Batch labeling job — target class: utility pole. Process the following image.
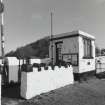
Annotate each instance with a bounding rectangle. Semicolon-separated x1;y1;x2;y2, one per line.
50;12;53;64
0;0;4;64
0;0;5;87
0;0;4;104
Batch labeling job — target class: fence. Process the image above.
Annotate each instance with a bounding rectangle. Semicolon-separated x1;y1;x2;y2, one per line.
20;65;74;99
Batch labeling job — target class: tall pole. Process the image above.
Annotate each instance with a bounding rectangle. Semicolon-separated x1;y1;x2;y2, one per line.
0;0;4;104
50;12;53;64
0;0;4;64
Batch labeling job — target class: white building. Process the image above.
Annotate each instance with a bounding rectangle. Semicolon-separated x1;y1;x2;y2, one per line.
49;30;95;80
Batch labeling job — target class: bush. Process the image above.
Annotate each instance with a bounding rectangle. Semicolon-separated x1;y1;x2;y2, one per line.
21;64;33;72
44;66;48;70
55;60;69;67
33;63;40;68
40;63;46;67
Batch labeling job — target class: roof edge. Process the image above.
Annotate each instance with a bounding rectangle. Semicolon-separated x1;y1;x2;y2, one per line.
51;30;95;40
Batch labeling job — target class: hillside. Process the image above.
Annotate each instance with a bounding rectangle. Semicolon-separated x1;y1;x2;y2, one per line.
6;36;50;59
5;35;100;59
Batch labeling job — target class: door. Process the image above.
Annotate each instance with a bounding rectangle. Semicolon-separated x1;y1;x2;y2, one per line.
55;42;63;64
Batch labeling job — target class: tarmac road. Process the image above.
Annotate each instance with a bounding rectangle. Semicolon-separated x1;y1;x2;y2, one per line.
2;77;105;105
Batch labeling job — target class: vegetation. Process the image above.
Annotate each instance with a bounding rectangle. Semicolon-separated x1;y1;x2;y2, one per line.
5;36;103;59
6;36;50;59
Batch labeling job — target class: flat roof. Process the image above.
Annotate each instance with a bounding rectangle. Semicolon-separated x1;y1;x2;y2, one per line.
51;30;95;40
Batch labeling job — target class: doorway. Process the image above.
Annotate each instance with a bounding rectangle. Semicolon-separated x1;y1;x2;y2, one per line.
55;41;63;64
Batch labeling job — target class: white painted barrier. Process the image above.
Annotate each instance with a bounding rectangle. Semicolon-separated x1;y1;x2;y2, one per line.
21;65;74;99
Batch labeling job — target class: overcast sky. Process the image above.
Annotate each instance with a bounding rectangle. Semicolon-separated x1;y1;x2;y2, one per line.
1;0;105;53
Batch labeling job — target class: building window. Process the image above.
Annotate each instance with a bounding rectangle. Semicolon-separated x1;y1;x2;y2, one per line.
62;53;78;66
83;38;93;58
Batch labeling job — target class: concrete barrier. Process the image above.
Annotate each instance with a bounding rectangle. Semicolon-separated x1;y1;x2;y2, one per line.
21;65;74;99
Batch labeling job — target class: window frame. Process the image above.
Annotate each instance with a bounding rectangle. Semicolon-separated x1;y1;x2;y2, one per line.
62;53;78;66
83;38;93;59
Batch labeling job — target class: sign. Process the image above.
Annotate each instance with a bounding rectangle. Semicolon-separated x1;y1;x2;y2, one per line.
0;2;4;13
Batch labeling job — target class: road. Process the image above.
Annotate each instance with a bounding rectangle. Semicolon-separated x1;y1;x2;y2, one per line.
2;77;105;105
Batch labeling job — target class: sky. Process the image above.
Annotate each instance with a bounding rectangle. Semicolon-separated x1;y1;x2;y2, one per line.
1;0;105;53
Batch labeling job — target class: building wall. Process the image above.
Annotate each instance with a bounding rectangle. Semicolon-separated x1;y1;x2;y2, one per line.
49;35;95;73
7;57;20;83
79;36;95;73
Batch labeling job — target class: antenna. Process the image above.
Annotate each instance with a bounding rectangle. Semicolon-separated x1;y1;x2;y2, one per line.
50;12;53;64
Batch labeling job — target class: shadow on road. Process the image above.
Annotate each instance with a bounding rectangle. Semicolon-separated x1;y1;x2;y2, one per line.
1;83;21;99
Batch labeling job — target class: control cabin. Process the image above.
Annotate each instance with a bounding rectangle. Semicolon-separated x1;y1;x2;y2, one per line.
49;30;95;79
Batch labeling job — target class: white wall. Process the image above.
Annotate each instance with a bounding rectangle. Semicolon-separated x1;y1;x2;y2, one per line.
30;59;41;64
2;57;52;83
7;57;19;66
96;56;105;73
7;57;19;83
9;65;19;83
79;37;95;73
0;57;19;83
21;65;74;99
30;58;51;65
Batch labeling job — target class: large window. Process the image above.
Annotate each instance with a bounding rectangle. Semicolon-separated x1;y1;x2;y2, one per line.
62;53;78;66
83;38;93;58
